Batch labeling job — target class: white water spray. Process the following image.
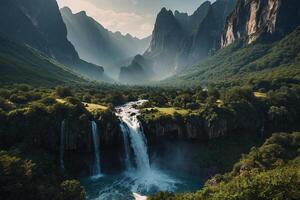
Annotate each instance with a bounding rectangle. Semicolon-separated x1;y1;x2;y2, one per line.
120;122;133;170
116;100;150;172
91;121;102;179
116;100;177;194
60;119;66;171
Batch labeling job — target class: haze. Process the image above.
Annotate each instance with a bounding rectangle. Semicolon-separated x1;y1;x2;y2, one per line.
57;0;214;38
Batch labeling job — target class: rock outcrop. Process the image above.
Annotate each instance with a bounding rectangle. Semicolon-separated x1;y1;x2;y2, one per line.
142;116;229;143
144;7;185;77
178;0;238;68
221;0;300;47
0;0;78;64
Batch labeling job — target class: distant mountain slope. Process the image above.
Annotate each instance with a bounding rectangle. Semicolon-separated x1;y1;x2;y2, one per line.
0;35;84;86
0;0;78;64
61;7;151;68
162;26;300;87
0;0;107;82
144;0;237;79
160;0;300;87
119;55;154;84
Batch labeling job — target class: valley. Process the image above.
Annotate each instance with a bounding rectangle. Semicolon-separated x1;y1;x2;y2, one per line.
0;0;300;200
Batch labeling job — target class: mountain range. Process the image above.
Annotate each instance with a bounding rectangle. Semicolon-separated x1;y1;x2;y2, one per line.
60;7;151;77
0;0;108;82
162;0;300;87
121;0;300;85
143;0;238;79
0;0;299;87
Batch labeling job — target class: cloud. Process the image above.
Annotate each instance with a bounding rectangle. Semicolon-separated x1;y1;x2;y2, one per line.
57;0;153;38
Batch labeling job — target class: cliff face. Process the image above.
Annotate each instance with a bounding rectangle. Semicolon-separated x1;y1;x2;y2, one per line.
142;116;230;144
144;0;237;78
1;105;122;174
178;0;238;68
0;0;79;64
144;8;184;77
221;0;300;47
0;0;107;81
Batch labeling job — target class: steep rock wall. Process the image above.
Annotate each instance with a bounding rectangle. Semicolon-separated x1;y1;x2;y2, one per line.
221;0;300;47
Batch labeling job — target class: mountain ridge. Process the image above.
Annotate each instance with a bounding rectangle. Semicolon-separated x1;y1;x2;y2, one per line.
0;0;107;82
0;33;85;85
60;6;151;77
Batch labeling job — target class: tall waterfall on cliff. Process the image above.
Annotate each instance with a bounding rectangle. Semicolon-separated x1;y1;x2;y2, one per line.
117;100;150;172
91;121;102;179
116;100;177;193
60;119;66;171
120;122;133;170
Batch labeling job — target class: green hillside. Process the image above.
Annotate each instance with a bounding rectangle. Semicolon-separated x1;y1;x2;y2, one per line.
0;35;85;86
150;132;300;200
163;26;300;88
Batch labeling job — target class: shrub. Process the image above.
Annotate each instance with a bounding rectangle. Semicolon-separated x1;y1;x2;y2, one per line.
60;180;86;200
56;86;73;98
14;84;32;92
0;151;36;199
0;89;11;99
9;94;28;104
0;97;12;111
150;132;300;200
40;97;57;106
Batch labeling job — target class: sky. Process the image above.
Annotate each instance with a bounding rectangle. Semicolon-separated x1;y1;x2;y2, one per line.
57;0;214;39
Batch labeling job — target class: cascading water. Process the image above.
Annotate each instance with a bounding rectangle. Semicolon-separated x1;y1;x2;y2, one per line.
60;119;66;171
120;122;133;170
91;121;102;179
116;100;150;172
116;100;177;194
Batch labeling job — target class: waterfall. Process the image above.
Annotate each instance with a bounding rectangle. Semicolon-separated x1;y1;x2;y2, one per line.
116;100;177;193
60;119;66;171
120;122;133;170
91;121;102;179
116;100;150;173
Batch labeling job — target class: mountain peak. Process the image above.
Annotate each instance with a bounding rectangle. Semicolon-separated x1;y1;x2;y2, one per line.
192;1;211;17
174;10;188;18
77;11;87;16
61;7;73;15
158;7;173;17
134;54;143;60
174;10;180;16
125;33;133;38
160;7;168;13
